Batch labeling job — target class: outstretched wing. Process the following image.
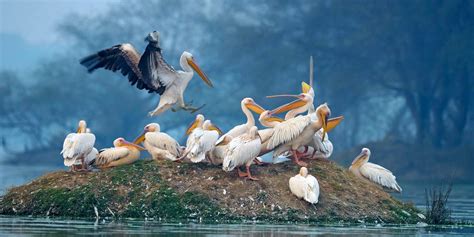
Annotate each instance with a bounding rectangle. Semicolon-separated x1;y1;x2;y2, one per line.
138;45;177;95
360;162;402;192
80;43;156;93
267;115;311;150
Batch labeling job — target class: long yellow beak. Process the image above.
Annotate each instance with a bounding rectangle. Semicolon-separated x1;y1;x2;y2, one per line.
321;113;329;141
124;140;146;151
301;82;312;94
327;116;344;133
245;102;265;114
209;123;223;135
264;116;285;123
76;126;86;133
185;118;200;135
187;58;213;88
133;130;146;144
270;99;307;115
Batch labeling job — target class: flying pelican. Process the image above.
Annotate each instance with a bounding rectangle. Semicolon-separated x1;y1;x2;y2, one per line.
349;148;402;192
134;123;182;161
80;31;213;116
61;120;96;171
289;167;320;204
182;120;222;163
215;98;264;145
266;93;331;166
222;126;261;180
95;137;145;168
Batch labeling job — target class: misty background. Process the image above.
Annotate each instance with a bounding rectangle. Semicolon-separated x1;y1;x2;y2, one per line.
0;0;472;182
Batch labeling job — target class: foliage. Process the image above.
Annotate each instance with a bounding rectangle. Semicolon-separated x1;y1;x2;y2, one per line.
425;184;453;224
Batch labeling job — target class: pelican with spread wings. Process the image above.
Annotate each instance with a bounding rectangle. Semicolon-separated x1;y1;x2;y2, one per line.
80;31;213;116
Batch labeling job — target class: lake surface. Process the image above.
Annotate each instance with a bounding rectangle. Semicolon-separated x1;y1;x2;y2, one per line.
0;164;473;236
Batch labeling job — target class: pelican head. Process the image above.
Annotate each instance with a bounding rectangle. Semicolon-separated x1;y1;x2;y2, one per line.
186;114;205;135
203;120;222;135
133;123;160;144
181;51;213;88
315;103;331;141
242;98;265;114
259;110;284;127
299;167;308;177
267;93;313;115
301;82;315;98
351;148;371;166
114;137;145;150
77;120;87;133
145;31;160;45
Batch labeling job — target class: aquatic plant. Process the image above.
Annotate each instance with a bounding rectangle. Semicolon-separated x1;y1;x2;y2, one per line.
425;183;452;224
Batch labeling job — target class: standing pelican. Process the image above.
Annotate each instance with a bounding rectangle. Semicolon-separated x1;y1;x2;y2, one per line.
72;128;98;170
80;31;213;116
349;148;402;192
61;120;96;171
222;126;261;180
289;167;320;204
267;93;331;166
182;120;221;163
134;123;182;161
215;98;264;145
185;114;205;136
95;137;145;168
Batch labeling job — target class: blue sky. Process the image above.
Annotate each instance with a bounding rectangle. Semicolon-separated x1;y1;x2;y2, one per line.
0;0;118;71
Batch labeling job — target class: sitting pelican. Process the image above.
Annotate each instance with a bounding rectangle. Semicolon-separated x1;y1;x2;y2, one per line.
349;148;402;193
134;123;182;161
222;126;261;180
61;120;96;171
289;167;320;204
95;137;145;168
182;120;221;163
80;31;213;116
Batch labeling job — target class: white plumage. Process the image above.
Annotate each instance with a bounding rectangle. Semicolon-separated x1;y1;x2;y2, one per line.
135;123;182;161
267;115;311;151
61;120;95;170
349;148;402;192
184;120;220;163
222;126;261;180
95;138;144;168
289;167;320;204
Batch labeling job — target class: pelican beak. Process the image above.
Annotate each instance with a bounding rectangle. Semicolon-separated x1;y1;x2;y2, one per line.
187;58;213;88
321;113;329;141
326;116;344;133
133;130;147;144
245;101;265;114
124;140;146;151
301;82;312;94
264;116;285;123
267;94;307;115
76;126;86;133
185;118;200;135
351;152;365;165
209;123;223;135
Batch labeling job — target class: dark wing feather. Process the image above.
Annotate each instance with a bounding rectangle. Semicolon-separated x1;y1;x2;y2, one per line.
138;44;176;95
80;43;158;93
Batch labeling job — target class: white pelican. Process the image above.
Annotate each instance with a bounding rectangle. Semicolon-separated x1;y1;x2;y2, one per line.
289;167;320;204
182;120;222;163
215;98;264;145
72;128;98;170
61;120;96;171
134;123;182;161
80;31;213;116
222;126;261;180
266;94;331;166
349;148;402;192
185;114;205;136
95;137;145;168
256;110;285;156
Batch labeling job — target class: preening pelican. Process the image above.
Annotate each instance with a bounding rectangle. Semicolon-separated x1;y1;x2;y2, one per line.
222;126;261;180
80;31;213;116
289;167;320;204
266;93;332;166
96;137;145;168
349;148;402;192
215;98;264;145
182;120;221;163
61;120;96;171
134;123;182;161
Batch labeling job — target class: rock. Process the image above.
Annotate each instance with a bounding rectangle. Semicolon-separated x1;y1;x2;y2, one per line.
0;159;422;223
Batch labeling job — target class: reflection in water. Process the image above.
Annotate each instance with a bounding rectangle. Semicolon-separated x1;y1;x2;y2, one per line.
0;217;473;236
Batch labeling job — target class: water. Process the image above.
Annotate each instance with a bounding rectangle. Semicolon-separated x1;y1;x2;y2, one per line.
0;165;473;235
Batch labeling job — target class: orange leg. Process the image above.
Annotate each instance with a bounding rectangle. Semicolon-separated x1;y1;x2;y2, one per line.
292;150;308;167
245;165;259;181
237;167;248;177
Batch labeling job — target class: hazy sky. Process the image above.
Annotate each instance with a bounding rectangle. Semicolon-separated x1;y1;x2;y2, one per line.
0;0;118;71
